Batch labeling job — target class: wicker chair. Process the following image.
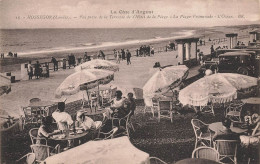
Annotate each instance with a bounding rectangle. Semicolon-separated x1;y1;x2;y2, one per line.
94;127;118;140
214;140;238;164
29;128;47;145
200;103;215;116
191;119;213;149
30;144;60;163
158;100;173;123
16;153;36;164
112;111;135;138
225;102;244;122
192;146;220;162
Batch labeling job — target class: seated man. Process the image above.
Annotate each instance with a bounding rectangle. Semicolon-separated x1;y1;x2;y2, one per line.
52;102;73;131
75;111;96;131
213;118;239;141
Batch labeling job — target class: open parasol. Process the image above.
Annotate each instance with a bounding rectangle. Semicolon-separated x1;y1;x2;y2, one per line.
55;69;114;98
74;59;119;72
143;65;189;106
179;73;258;106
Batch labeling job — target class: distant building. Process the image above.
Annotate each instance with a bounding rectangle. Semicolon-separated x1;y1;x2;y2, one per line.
175;37;199;67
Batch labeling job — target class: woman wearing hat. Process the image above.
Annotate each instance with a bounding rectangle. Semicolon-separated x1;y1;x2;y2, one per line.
75;111;96;131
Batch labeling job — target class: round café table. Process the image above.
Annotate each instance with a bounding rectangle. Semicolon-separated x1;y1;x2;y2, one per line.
241;97;260;104
209;122;247;134
49;129;90;149
50;130;89;141
175;158;221;164
28;101;55;107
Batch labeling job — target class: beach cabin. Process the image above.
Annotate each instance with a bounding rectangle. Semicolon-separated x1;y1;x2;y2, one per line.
225;33;238;49
175;37;199;67
249;30;260;42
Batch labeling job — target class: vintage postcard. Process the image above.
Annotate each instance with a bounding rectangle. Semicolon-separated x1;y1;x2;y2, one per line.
0;0;260;163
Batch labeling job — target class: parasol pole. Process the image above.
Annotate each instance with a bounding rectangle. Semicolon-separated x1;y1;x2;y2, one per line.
97;83;100;109
86;89;90;109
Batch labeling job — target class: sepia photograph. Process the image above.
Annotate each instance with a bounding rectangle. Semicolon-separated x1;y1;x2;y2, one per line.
0;0;260;163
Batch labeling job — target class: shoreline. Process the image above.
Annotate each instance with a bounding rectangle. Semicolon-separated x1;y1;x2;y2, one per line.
0;30;197;73
17;30;196;56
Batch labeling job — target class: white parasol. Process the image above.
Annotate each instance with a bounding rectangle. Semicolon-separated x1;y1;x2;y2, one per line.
179;73;258;106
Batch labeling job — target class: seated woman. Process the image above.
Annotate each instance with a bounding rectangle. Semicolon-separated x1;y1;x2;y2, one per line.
75;111;96;131
124;92;136;117
37;116;58;144
110;90;128;118
213;118;239;141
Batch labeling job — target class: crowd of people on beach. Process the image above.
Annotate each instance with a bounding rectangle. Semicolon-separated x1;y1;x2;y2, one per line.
0;52;18;58
27;60;49;80
113;49;132;65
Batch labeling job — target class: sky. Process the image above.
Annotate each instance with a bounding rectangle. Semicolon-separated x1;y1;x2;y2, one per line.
0;0;259;29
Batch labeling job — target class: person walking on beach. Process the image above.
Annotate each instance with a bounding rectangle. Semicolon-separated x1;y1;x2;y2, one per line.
83;52;88;62
126;49;131;65
116;51;121;64
121;49;125;60
210;45;215;58
34;61;41;79
151;46;154;56
51;57;58;71
100;50;105;60
113;49;117;59
27;61;33;80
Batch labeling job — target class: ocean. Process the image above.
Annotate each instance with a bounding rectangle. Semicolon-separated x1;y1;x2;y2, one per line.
0;28;197;56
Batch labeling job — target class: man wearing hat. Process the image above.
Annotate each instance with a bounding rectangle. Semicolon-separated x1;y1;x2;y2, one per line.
52;102;73;131
75;110;95;131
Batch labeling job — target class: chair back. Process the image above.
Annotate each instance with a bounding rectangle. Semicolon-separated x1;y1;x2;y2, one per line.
29;128;47;145
29;128;39;144
158;100;172;111
214;140;238;156
30;144;50;162
133;88;144;99
191;119;208;138
192;146;220;162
